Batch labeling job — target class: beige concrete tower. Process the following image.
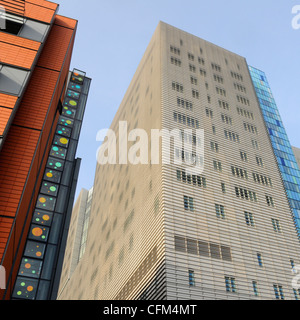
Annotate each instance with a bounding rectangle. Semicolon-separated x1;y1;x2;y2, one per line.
58;22;300;300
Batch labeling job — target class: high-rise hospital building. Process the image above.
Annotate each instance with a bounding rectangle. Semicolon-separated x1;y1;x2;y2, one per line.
58;22;300;300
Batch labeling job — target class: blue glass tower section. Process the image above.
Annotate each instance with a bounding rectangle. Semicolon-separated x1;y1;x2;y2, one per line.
249;66;300;240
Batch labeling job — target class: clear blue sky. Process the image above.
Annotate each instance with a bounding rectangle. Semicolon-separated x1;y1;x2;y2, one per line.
58;0;300;197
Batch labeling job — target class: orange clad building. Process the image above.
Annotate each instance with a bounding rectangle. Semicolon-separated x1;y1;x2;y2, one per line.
0;0;81;299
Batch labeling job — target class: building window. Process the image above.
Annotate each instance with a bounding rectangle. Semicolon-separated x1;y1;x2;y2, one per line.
214;74;224;84
244;122;258;134
216;87;226;97
188;270;195;287
253;173;272;186
293;289;300;300
212;125;216;135
256;156;263;167
184;196;194;211
190;76;198;85
207;95;211;103
235;187;257;202
188;53;194;61
234;83;247;93
219;100;230;110
252;281;259;297
177;97;193;111
198;57;205;65
245;212;255;226
221;114;233;125
237;107;254;120
231;165;248;179
215;204;225;219
172;81;183;93
192;89;199;99
221;182;226;193
173;112;199;128
251;139;259;150
240;151;248;162
257;253;263;267
174;236;186;252
266;195;275;207
199;68;207;77
273;284;285;300
189;64;196;73
231;71;243;82
225;276;237;293
170;45;180;55
211;63;221;72
210;141;219;152
176;169;206;188
237;95;250;106
225;130;240;143
206;108;213;118
171;56;182;67
271;218;281;232
213;160;222;172
291;259;295;269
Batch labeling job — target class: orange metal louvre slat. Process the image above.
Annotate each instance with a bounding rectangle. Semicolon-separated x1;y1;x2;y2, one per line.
0;107;13;135
0;33;40;51
0;41;37;69
0;94;18;109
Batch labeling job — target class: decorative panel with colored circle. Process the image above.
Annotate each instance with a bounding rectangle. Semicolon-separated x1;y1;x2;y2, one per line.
32;209;53;227
36;194;56;211
64;97;78;108
53;135;69;148
13;277;38;300
43;168;61;183
29;225;49;242
58;117;74;128
47;157;64;171
56;124;72;137
19;258;42;279
50;145;67;159
40;181;59;197
24;241;46;259
71;73;84;84
62;106;76;118
66;89;80;100
69;82;82;92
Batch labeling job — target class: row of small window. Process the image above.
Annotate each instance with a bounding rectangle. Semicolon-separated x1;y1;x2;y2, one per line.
244;212;282;233
206;109;257;134
170;46;205;66
179;130;203;147
182;186;274;208
173;112;200;128
175;149;204;167
176;169;207;188
172;81;250;108
213;160;271;187
219;100;254;122
188;272;295;299
174;235;232;261
240;151;264;167
170;45;244;81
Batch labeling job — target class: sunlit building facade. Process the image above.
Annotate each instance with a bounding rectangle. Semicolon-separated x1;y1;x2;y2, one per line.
58;22;300;300
0;0;91;300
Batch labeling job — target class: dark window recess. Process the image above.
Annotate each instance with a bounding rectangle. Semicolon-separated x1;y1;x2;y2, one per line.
57;99;63;114
3;19;23;35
